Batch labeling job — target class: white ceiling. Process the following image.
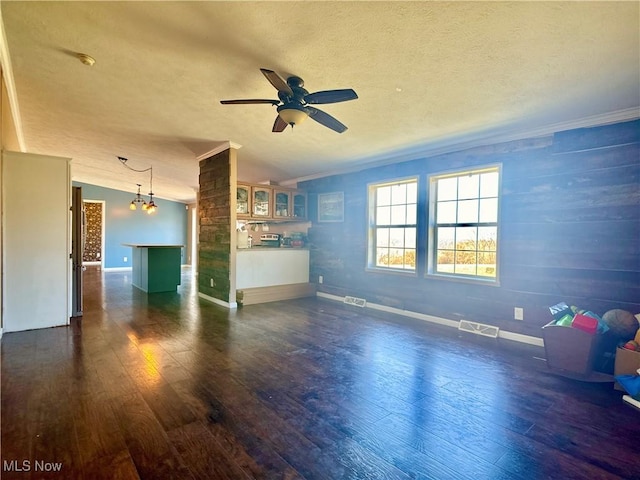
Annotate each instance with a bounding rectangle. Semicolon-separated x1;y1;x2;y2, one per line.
2;1;638;203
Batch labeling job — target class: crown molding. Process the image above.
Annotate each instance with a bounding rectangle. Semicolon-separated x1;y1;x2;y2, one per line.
0;7;26;152
291;108;640;184
196;141;243;161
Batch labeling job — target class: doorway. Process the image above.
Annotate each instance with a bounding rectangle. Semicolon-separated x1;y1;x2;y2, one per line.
83;200;105;266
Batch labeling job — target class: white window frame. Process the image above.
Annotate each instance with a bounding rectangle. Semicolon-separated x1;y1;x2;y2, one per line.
367;176;419;274
427;165;501;284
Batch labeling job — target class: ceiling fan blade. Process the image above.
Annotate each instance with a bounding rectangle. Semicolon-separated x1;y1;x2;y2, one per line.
305;89;358;105
306;106;348;133
220;99;279;105
260;68;293;96
272;115;288;133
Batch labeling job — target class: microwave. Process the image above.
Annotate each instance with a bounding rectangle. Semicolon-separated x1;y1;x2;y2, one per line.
260;233;281;247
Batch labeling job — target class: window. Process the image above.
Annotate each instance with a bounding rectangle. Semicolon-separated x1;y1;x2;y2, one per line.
368;178;418;271
429;166;500;281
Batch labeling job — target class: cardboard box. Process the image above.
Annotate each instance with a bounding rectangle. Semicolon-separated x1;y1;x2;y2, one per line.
614;346;640;391
542;322;601;376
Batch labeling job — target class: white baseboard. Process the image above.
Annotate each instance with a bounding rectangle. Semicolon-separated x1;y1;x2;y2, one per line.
102;267;132;272
198;292;238;309
316;291;544;347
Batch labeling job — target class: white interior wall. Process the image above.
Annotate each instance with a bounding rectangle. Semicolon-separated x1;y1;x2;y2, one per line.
2;151;70;332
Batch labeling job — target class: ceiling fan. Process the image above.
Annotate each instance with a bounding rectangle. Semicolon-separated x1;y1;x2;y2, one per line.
220;68;358;133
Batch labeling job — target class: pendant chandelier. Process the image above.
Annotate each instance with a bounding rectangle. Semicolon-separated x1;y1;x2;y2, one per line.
130;183;147;210
119;156;158;214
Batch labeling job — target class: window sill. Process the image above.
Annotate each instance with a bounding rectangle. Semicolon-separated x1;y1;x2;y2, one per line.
365;266;418;277
426;272;500;287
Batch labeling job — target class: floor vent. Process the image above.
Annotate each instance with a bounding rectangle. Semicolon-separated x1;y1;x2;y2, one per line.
458;320;499;338
344;296;366;307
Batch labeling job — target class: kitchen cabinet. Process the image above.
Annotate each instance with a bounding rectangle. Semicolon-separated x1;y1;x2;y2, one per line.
237;184;250;218
273;190;291;218
252;186;271;217
293;191;307;219
236;183;306;221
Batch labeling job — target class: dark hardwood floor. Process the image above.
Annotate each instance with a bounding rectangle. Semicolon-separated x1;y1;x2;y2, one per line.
2;267;639;479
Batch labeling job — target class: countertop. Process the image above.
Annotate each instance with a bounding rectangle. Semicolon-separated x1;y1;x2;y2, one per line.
237;246;308;251
123;243;184;248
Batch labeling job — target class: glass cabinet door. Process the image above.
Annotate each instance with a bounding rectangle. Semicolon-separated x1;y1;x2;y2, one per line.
293;192;307;219
274;190;291;218
252;187;271;217
237;185;250;216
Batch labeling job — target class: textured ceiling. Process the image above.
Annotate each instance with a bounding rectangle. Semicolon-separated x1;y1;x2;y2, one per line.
2;1;639;203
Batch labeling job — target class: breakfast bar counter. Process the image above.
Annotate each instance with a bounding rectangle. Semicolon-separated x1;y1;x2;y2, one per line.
123;244;183;293
235;247;314;305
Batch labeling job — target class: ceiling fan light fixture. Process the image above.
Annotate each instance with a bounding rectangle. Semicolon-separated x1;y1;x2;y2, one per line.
76;53;96;66
221;69;357;133
278;106;308;127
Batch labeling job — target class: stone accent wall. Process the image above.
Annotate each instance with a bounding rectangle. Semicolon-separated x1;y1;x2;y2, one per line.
198;149;234;303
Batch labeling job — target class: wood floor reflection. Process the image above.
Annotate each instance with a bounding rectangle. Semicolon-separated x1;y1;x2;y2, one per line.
2;266;639;479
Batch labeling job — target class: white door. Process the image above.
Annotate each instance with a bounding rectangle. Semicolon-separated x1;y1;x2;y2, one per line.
2;151;71;332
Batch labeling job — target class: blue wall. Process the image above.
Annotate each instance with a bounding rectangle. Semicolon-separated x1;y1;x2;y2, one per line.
74;182;188;268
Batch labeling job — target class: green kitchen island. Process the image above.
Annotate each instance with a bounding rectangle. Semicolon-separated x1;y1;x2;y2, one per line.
123;244;183;293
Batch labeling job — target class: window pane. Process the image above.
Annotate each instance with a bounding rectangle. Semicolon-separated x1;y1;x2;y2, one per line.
478;227;497;251
455;250;477;275
437;201;456;223
405;227;416;248
388;248;404;267
479;198;498;223
404;249;416;269
391;205;407;224
406;181;418;203
389;228;405;247
480;172;499;198
376;228;389;247
377;186;391;206
436;250;455;272
458;174;479;200
437;227;455;249
406;203;417;225
457;199;478;223
391;184;407;205
478;252;497;277
437;177;457;201
377;206;391;225
376;248;389;267
456;227;477;251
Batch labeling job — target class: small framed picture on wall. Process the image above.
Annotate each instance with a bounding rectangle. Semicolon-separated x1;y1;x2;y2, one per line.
317;191;344;222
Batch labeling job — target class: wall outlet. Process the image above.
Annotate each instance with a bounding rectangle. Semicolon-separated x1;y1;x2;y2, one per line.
514;307;524;321
318;275;323;284
123;256;128;262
